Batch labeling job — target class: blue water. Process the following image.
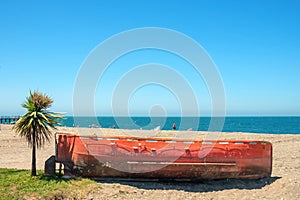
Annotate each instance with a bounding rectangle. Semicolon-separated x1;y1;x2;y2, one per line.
61;116;300;134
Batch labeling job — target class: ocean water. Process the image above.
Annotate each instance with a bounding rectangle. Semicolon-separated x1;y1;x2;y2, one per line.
61;116;300;134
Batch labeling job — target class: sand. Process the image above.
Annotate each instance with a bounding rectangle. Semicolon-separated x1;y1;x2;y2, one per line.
0;124;299;199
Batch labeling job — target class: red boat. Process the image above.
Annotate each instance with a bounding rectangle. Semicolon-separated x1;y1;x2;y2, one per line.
55;132;272;180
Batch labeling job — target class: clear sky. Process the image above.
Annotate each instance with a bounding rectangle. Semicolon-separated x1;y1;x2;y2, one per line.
0;0;299;116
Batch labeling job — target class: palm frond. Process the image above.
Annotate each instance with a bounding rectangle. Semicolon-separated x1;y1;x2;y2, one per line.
13;91;63;148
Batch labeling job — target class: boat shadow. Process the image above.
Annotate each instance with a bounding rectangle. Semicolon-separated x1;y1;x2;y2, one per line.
97;176;281;192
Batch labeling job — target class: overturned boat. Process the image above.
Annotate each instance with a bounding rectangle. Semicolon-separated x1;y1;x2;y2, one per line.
54;132;272;180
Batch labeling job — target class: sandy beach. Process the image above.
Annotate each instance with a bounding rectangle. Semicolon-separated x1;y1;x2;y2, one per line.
0;124;299;199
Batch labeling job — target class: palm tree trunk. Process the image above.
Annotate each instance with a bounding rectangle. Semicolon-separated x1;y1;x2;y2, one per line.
31;127;37;176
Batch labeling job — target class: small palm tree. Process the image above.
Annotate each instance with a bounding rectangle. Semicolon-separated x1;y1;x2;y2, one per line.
14;91;63;176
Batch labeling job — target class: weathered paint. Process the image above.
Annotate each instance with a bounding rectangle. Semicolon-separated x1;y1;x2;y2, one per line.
56;133;272;180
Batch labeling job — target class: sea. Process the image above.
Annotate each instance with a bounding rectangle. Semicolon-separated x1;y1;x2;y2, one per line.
61;116;300;134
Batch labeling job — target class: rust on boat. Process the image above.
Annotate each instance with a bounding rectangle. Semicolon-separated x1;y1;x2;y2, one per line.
55;133;272;180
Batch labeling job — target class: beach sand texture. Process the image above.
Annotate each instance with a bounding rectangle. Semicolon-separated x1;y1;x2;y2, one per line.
0;124;299;199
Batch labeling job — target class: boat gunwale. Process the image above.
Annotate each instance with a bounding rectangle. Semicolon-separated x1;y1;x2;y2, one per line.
55;132;272;145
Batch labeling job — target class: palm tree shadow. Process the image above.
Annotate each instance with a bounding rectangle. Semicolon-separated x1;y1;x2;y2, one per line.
97;176;281;193
39;174;72;183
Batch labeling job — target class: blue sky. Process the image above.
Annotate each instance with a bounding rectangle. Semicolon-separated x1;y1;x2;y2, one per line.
0;0;299;116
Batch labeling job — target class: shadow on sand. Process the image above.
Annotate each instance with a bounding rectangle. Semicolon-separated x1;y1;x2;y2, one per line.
95;176;281;193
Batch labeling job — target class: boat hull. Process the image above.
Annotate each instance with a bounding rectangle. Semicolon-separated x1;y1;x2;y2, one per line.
56;133;272;180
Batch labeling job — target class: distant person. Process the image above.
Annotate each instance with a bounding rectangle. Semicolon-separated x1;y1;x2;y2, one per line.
111;124;116;129
172;123;176;130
